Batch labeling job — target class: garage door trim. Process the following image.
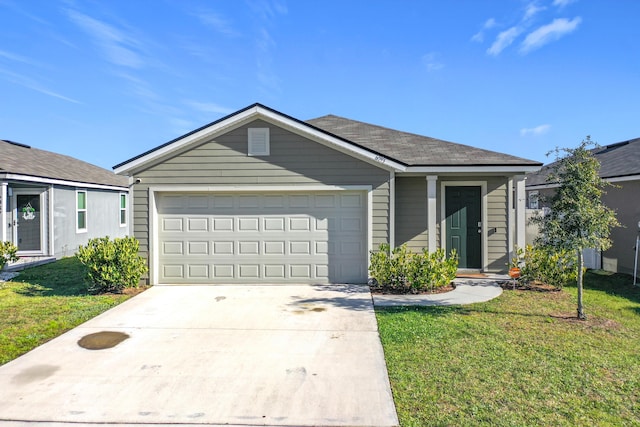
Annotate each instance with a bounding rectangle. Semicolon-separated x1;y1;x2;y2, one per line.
148;185;373;285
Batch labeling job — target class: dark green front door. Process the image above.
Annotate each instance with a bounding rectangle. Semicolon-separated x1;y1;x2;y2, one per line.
445;186;481;269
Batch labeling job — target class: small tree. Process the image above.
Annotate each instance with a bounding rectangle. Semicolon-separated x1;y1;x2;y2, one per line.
531;136;619;319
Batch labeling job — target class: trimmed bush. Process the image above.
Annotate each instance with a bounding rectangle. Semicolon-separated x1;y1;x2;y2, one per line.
510;244;577;289
369;243;458;293
0;241;19;271
77;236;147;293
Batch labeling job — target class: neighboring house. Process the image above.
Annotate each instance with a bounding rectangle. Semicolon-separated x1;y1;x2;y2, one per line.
1;139;129;264
526;137;640;274
114;103;542;285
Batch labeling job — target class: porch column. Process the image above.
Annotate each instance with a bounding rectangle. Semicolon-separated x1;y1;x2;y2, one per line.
427;175;438;253
507;177;515;261
389;171;395;248
1;182;6;242
515;175;526;251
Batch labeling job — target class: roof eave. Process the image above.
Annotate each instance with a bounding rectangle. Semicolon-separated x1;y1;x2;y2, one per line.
1;173;128;191
406;164;542;174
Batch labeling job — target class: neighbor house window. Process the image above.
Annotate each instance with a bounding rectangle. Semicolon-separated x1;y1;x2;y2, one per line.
248;128;270;156
119;193;127;226
77;190;87;232
528;191;539;210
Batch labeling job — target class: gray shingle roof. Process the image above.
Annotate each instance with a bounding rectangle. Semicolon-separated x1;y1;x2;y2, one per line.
526;137;640;187
306;115;542;167
1;140;128;188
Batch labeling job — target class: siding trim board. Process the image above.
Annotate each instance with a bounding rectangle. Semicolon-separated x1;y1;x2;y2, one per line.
148;185;374;285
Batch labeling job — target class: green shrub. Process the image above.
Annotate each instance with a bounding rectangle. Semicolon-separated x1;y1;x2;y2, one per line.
510;244;577;289
0;241;19;270
76;236;147;293
369;244;458;293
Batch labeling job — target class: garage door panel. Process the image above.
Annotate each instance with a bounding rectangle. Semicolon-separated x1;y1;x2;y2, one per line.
162;241;183;255
239;264;260;278
188;265;209;278
238;241;260;255
264;217;285;231
213;218;234;231
162;218;183;231
187;241;209;255
289;217;310;231
238;218;259;231
213;241;234;254
213;265;234;278
264;241;285;254
187;218;208;231
157;191;367;284
264;264;285;278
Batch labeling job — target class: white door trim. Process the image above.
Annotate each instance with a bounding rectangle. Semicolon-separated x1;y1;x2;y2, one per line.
12;189;47;255
439;181;488;271
148;185;373;285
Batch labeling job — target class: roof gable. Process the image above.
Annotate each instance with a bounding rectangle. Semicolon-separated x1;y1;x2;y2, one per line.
114;103;542;175
0;140;127;188
526;137;640;187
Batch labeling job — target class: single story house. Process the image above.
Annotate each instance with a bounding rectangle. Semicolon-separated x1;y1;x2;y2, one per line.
1;139;129;265
526;137;640;275
114;103;542;285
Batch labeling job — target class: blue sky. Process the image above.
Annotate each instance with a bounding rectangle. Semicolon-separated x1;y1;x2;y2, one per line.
1;0;638;170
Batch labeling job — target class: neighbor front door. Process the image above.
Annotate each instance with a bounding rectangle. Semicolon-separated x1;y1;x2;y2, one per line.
14;193;43;253
445;186;481;269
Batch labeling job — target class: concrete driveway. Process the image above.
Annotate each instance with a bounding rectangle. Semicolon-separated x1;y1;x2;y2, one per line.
0;285;398;427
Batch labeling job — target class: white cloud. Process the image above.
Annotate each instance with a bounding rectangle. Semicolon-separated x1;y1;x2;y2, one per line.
0;67;81;104
184;100;233;116
66;10;145;68
487;26;522;56
520;124;551;136
520;17;582;53
553;0;577;8
195;11;239;37
422;52;444;71
524;2;546;20
471;18;496;42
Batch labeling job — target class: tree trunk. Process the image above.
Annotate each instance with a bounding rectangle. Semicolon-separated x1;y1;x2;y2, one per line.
577;249;586;320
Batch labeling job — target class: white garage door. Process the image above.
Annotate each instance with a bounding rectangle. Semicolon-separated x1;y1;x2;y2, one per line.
156;191;368;284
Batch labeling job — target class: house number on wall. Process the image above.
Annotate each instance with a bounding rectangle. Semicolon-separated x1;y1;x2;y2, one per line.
22;203;36;221
374;155;386;163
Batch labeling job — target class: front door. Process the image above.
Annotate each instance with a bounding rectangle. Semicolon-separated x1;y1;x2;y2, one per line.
445;186;481;269
14;193;43;253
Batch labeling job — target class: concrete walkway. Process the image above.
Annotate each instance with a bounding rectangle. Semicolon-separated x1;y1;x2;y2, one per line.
373;275;506;307
0;285;398;427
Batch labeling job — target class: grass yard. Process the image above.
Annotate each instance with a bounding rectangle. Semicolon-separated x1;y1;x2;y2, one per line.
377;270;640;426
0;257;139;365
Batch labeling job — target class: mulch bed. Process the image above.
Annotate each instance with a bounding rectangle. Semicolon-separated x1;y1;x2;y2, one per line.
370;283;456;295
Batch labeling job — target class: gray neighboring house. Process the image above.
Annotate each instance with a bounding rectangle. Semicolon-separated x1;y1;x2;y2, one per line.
114;103;542;285
526;137;640;274
1;140;129;266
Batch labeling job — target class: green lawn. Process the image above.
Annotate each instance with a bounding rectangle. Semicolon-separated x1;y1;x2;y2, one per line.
377;271;640;426
0;257;137;365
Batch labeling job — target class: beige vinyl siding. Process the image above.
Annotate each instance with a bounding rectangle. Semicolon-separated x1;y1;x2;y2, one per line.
395;177;428;251
486;179;508;271
129;119;390;282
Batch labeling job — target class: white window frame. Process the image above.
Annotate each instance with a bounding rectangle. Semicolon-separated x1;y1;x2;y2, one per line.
119;192;127;227
528;191;539;210
76;190;87;233
248;128;270;156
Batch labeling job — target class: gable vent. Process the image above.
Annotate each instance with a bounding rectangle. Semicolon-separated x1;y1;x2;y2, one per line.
248;128;270;156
